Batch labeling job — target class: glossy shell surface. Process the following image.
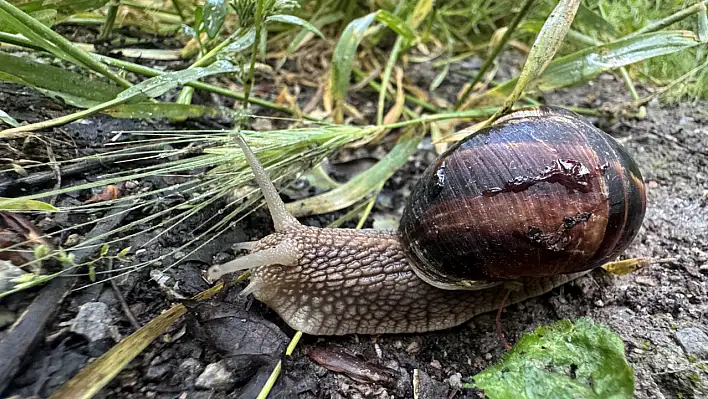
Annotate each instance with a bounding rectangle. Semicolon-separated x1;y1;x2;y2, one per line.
399;107;646;288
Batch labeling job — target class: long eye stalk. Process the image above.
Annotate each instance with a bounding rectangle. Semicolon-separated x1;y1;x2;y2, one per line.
234;133;301;232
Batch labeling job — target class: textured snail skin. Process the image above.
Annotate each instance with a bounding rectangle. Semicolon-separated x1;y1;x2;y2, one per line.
400;107;646;288
246;226;585;335
208;108;644;336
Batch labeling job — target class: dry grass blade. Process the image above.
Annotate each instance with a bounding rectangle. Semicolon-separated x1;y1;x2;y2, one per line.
49;283;224;399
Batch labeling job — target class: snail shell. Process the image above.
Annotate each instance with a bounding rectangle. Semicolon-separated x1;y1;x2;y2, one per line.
399;107;646;290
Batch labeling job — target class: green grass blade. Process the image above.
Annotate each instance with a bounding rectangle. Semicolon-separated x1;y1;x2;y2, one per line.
203;0;227;39
474;30;704;108
0;51;121;107
0;0;131;87
117;60;239;101
330;12;377;118
285;127;423;217
375;10;415;42
266;14;324;38
493;0;581;116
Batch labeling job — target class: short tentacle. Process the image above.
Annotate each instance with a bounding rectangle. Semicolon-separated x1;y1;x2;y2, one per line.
206;240;300;281
235;133;301;232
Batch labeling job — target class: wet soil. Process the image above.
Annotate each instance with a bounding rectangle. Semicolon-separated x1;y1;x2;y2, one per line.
1;56;707;399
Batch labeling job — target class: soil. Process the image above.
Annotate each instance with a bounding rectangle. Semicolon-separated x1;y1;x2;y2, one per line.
1;48;707;399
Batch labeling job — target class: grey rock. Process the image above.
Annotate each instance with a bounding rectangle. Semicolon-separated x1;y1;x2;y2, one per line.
146;362;171;381
179;358;204;376
195;361;235;390
70;302;119;342
675;327;708;360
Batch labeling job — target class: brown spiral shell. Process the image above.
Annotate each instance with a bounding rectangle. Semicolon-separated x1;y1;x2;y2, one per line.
398;107;646;289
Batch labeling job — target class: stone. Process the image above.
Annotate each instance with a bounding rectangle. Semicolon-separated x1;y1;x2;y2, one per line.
70;302;119;342
447;373;463;389
195;361;235;390
179;358;204;376
675;327;708;360
146;363;171;381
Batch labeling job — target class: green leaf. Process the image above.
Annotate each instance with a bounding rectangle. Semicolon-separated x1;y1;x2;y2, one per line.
0;52;121;108
266;14;324;38
496;0;581;115
117;247;131;258
374;10;415;42
116;60;240;101
470;318;634;399
286;127;423;217
12;0;108;25
476;30;704;106
0;0;130;87
100;243;109;257
0;108;20;127
330;12;377;105
203;0;227;39
0;197;59;211
224;27;256;52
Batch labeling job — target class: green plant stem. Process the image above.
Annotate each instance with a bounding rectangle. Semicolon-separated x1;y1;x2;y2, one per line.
0;0;131;88
92;54;302;117
380;104;602;131
377;37;404;125
0;97;127;138
242;0;265;111
99;0;121;39
256;330;303;399
626;0;708;39
455;0;536;110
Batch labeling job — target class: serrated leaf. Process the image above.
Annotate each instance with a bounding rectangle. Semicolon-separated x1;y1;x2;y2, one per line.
266;14;324;38
203;0;227;39
224;27;256;52
116;61;239;102
470;318;634;399
0;197;59;211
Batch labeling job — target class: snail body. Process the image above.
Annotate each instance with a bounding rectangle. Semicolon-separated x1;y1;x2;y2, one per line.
207;107;646;336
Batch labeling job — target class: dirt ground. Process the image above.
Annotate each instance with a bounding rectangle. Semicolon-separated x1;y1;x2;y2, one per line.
1;52;707;399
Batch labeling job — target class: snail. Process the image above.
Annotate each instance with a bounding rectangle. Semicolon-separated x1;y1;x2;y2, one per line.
206;107;646;336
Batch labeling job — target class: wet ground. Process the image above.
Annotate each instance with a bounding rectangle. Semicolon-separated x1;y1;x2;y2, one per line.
1;53;707;399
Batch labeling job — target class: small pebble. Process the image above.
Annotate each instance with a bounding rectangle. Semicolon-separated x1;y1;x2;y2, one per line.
195;361;235;390
430;360;441;369
448;373;463;389
70;302;119;342
406;341;421;354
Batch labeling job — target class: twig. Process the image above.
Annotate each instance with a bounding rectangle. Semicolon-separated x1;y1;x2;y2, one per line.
107;259;141;330
0;206;129;394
